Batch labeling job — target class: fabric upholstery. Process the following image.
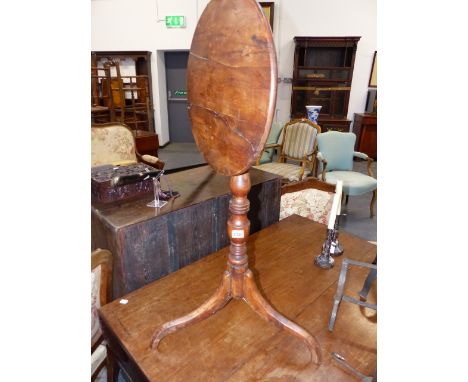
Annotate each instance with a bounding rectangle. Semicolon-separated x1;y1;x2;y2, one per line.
91;265;102;341
141;154;159;164
282;122;317;159
91;124;137;167
280;188;334;225
316;131;356;171
322;171;377;196
353;151;369;160
91;343;107;376
255;162;309;182
259;122;283;164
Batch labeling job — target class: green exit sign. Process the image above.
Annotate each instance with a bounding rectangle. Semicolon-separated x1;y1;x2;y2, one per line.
166;16;186;28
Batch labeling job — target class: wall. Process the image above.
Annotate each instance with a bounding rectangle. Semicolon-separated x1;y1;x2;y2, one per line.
91;0;376;145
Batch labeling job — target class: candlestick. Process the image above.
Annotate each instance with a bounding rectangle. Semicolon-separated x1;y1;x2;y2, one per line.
315;228;335;269
327;181;343;230
330;213;344;257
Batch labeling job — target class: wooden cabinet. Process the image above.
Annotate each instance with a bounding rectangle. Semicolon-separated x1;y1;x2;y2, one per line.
291;37;360;132
353;113;377;160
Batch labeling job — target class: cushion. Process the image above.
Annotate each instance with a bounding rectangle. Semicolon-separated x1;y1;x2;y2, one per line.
91;265;102;341
254;162;310;182
282;122;318;159
91;124;137;166
317;131;356;171
280;188;334;225
323;171;377;196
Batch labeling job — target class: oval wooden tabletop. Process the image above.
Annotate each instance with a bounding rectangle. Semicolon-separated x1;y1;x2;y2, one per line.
187;0;277;176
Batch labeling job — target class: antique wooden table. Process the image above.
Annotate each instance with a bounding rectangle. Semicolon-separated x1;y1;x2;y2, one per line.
91;166;281;298
100;215;377;381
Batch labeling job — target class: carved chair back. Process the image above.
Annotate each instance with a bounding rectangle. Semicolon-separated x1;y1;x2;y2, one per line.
280;177;336;225
280;119;321;163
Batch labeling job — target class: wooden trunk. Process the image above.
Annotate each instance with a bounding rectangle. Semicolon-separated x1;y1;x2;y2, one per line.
91;166;281;298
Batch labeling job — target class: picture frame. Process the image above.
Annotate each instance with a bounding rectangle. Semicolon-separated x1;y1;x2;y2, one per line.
369;51;377;88
259;2;274;31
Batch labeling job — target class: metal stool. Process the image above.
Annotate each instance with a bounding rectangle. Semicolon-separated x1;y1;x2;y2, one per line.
328;257;377;332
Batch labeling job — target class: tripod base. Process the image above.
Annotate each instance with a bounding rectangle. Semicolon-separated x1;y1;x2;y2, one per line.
151;268;322;365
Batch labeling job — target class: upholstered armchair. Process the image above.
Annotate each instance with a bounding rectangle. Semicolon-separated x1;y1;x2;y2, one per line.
91;123;164;170
316;131;377;217
254;119;321;182
257;121;284;165
280;177;336;225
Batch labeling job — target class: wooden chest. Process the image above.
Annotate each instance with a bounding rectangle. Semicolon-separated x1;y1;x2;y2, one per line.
91;163;162;204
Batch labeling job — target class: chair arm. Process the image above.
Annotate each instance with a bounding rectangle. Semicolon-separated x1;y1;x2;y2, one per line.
353;151;369;160
255;143;282;165
316;151;328;181
354;151;375;177
138;153;165;170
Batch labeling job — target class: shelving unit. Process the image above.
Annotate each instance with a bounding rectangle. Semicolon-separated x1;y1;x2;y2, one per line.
91;51;159;157
91;51;155;133
291;37;360;132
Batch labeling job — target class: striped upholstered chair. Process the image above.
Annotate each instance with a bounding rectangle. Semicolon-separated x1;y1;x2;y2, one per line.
254;119;321;182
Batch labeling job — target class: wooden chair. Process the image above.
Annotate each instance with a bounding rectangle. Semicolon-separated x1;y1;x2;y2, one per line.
91;249;115;381
93;58;153;132
254;119;321;182
91;65;115;124
91;122;164;170
280;177;336;225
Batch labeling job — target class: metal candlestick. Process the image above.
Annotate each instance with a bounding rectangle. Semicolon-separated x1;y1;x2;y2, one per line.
330;214;344;257
147;171;167;208
315;228;335;269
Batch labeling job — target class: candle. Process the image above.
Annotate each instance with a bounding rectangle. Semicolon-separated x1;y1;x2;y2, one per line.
336;181;343;215
327;181;343;229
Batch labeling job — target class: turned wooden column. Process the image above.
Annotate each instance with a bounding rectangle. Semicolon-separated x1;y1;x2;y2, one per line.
227;174;250;294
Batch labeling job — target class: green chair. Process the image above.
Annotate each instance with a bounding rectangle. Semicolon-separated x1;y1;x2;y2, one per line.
257;121;284;164
316;131;377;217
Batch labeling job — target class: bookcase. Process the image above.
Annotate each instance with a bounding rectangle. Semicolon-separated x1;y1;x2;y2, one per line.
91;51;155;133
290;37;360;132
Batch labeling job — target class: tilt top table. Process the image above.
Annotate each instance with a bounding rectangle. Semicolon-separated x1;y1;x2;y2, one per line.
99;215;377;381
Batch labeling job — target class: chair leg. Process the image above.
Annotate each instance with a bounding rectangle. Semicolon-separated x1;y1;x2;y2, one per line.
106;347;119;382
358;267;377;301
328;259;350;332
370;189;377;218
345;195;349;205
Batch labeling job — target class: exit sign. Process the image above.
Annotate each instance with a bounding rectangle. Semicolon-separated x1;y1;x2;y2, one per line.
166;16;186;28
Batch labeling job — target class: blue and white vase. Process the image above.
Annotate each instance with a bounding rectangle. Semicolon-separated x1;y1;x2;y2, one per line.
306;105;322;124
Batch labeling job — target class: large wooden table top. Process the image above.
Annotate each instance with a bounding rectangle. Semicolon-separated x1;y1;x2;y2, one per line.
92;166;280;229
100;215;376;381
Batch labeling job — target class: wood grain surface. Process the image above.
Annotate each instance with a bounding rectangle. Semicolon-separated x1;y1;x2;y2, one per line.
187;0;277;176
100;215;377;381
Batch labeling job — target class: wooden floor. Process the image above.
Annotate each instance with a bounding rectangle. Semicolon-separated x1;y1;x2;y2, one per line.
100;215;376;381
